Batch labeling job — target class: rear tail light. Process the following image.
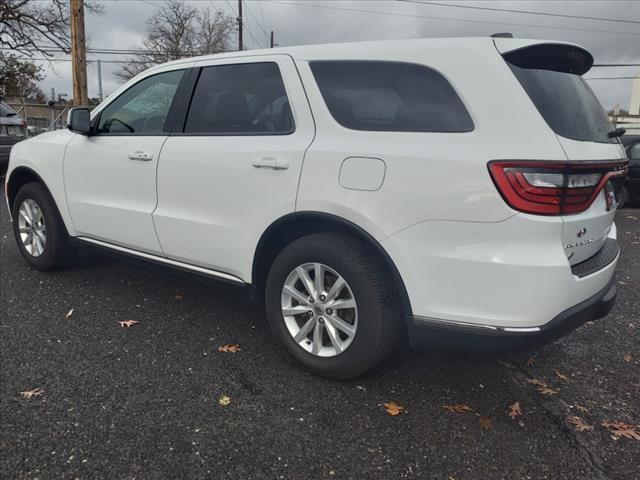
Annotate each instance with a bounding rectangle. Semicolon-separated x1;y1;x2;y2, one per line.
488;160;628;215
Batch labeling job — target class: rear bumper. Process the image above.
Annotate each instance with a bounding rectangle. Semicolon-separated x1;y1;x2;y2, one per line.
407;273;616;352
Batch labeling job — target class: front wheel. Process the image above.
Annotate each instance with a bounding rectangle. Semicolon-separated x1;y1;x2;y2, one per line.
12;182;70;270
265;233;402;380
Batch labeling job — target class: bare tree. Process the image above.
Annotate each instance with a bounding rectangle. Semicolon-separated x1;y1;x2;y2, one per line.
0;0;104;57
116;1;236;81
0;53;44;99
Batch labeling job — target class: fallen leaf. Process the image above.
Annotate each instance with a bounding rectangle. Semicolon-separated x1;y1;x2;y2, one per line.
601;421;640;441
218;395;231;406
554;369;569;381
575;404;589;413
526;356;535;366
507;401;522;419
118;320;139;328
174;293;184;300
537;386;558;396
623;354;632;363
65;309;74;319
526;378;548;388
568;416;593;432
442;404;472;413
478;416;492;430
383;401;405;416
20;388;44;399
218;344;241;353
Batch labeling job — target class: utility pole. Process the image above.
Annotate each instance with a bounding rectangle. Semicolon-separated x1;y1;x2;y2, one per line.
237;0;243;51
270;30;274;48
97;59;103;102
70;0;88;106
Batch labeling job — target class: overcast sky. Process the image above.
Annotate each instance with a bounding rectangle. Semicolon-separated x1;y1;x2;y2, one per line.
35;0;640;110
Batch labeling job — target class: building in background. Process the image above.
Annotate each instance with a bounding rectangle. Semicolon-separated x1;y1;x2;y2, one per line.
610;73;640;135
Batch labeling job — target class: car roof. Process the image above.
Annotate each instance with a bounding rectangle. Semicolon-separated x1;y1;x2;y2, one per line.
148;37;583;71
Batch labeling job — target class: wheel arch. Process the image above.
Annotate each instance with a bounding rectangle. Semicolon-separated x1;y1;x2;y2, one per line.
6;166;50;213
252;211;413;320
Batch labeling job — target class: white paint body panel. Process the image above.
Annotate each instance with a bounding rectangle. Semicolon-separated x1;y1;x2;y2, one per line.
153;55;315;280
6;37;621;332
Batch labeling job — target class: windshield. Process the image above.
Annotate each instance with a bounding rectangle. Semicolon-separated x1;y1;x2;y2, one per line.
1;102;18;117
508;64;616;144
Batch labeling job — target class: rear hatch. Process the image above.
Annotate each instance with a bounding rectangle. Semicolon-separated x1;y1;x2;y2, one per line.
495;40;628;266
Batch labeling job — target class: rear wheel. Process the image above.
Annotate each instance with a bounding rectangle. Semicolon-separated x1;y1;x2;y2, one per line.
12;182;70;270
265;233;402;380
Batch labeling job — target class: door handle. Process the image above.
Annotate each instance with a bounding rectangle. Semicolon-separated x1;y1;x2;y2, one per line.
128;151;153;161
252;158;289;170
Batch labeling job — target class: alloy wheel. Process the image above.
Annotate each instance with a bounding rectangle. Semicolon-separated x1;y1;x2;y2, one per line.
281;262;358;357
18;198;46;257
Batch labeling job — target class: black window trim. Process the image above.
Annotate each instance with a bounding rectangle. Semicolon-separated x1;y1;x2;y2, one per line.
171;61;297;137
91;68;190;137
309;59;475;134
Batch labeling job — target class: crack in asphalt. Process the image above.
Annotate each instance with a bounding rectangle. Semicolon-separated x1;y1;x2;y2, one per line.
503;360;610;480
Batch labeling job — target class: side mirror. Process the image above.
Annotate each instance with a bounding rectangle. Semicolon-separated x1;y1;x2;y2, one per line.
67;108;91;135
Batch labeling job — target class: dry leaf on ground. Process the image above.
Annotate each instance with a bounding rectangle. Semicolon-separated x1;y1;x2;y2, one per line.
526;378;548;388
568;416;593;432
526;356;535;366
601;421;640;440
119;320;139;328
218;344;241;353
537;386;558;396
623;354;632;363
20;388;44;399
478;416;492;430
574;404;589;413
507;402;522;419
65;309;74;319
383;401;405;416
442;404;472;413
218;395;231;406
554;369;569;381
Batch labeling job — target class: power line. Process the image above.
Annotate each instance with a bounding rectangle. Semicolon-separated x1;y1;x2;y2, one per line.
592;63;640;67
264;0;640;37
244;0;270;39
585;76;639;80
400;0;640;25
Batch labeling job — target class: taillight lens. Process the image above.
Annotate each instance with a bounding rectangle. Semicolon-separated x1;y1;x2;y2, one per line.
488;160;628;215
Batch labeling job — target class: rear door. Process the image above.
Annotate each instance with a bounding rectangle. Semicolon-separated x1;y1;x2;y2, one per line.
498;41;627;265
153;55;315;281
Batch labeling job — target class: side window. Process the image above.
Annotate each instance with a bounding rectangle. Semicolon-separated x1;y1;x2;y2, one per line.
96;70;185;134
629;142;640;160
310;61;474;133
184;62;294;135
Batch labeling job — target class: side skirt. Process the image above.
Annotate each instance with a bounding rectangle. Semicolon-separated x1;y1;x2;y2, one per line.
72;236;259;302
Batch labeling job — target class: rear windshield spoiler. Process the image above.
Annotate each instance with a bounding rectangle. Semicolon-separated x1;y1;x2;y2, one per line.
502;43;593;76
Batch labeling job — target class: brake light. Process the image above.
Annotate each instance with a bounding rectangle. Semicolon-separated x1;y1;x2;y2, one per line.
488;160;627;215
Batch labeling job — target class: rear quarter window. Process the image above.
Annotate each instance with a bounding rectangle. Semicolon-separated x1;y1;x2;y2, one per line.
309;61;473;133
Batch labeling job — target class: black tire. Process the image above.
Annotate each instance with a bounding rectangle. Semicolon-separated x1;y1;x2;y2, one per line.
265;233;402;380
12;182;70;270
618;185;628;209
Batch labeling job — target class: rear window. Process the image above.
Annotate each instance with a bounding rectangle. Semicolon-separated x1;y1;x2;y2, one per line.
309;61;473;133
508;64;616;144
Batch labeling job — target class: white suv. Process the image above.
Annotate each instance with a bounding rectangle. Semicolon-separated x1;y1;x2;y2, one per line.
5;38;628;379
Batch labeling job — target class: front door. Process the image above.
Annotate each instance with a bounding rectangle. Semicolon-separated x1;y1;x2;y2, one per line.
64;68;187;254
153;56;315;280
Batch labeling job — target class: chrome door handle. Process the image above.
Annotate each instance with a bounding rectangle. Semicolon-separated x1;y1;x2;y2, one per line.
128;151;153;161
252;158;289;170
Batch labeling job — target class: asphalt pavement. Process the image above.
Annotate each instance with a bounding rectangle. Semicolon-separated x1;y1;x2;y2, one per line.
1;194;639;480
